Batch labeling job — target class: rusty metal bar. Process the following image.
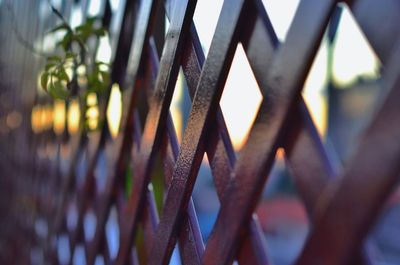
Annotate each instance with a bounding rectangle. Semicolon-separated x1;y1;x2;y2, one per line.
114;1;198;264
296;40;400;265
148;0;251;263
202;1;337;264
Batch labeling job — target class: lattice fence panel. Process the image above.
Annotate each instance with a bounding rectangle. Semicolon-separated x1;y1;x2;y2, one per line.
26;0;400;264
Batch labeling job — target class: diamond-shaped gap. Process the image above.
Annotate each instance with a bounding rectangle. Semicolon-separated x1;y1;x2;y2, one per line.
261;0;301;42
60;142;73;176
106;83;123;139
169;68;191;143
72;243;87;265
67;98;81;135
192;153;220;243
57;233;71;265
94;148;107;194
301;34;329;139
83;207;97;242
105;204;120;260
94;255;105;265
66;197;79;232
94;136;120;194
307;3;382;164
34;217;48;239
168;244;182;265
220;43;263;153
257;148;309;265
192;0;224;56
108;0;126;41
330;4;381;88
75;145;89;189
129;246;140;265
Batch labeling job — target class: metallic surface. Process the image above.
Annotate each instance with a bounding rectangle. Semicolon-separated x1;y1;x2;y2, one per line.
22;0;400;264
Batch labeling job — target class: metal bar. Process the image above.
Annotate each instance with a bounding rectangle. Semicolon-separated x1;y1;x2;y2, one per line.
147;38;204;264
25;0;400;264
149;0;251;264
241;0;335;217
178;11;269;265
114;1;197;264
202;1;337;264
296;41;400;265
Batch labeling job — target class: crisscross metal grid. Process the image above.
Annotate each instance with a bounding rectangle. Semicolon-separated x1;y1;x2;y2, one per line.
28;0;400;264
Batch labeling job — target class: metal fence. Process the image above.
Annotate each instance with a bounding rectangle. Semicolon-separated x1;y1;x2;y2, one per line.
1;0;400;264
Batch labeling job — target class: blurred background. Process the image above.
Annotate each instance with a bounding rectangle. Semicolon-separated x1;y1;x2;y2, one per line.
0;0;398;264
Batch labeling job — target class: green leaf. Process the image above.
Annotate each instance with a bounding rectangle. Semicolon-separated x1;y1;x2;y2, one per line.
69;34;88;51
49;80;69;100
48;24;70;34
56;32;72;50
83;17;97;29
94;28;107;37
65;51;76;59
57;68;70;82
95;61;110;66
88;79;101;93
40;72;49;91
93;66;100;77
47;55;62;62
75;24;88;32
48;80;54;95
75;24;92;41
99;71;110;85
87;72;95;85
45;63;56;71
